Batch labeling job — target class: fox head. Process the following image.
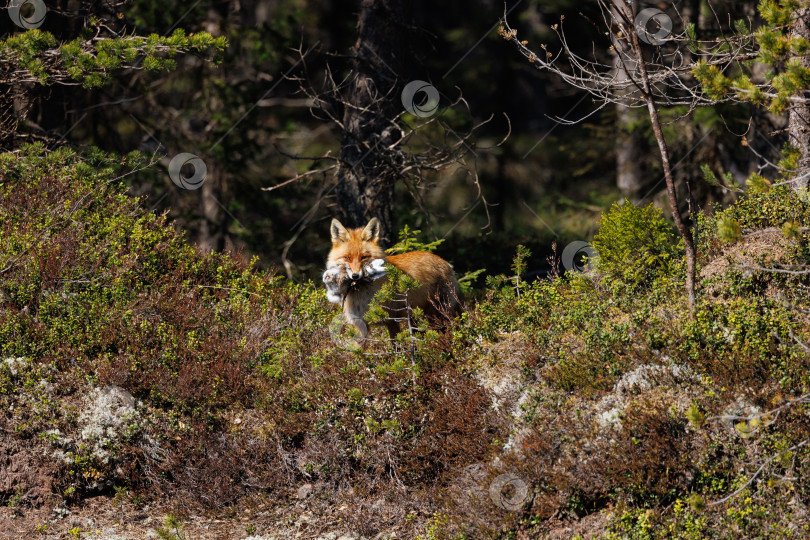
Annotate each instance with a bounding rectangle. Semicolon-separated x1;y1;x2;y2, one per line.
327;217;386;280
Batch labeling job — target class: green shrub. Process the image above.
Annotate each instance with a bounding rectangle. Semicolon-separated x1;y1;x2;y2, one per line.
718;185;810;232
591;200;683;295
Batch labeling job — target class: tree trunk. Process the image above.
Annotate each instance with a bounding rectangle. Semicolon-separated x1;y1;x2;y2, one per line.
198;4;227;253
624;4;697;310
336;0;409;244
610;0;645;200
789;6;810;192
613;51;645;200
199;161;225;253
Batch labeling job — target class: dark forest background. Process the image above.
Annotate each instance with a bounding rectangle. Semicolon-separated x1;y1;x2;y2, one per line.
3;0;776;280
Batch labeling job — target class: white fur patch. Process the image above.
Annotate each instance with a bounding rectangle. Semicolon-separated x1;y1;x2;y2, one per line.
365;258;387;280
322;263;350;304
322;259;387;304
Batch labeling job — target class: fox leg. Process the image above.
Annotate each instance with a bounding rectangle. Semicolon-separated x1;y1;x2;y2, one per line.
344;313;369;347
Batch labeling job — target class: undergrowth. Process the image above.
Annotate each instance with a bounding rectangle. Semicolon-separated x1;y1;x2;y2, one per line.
1;144;810;538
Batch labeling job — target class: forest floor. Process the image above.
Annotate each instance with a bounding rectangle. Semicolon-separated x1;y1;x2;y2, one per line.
2;149;810;539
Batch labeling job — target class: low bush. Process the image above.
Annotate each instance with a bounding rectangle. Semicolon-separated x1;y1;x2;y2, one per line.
591;200;684;297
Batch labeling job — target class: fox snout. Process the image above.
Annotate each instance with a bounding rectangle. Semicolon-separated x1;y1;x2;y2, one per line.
329;261;363;282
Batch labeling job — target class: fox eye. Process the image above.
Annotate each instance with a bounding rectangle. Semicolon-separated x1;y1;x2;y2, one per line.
343;256;351;261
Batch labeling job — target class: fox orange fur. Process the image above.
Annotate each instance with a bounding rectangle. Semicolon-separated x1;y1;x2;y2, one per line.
323;217;462;343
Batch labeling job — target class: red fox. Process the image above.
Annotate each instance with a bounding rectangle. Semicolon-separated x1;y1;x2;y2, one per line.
323;217;462;344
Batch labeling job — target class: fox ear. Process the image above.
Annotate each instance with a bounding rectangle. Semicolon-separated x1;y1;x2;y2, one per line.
361;218;381;243
330;218;349;243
